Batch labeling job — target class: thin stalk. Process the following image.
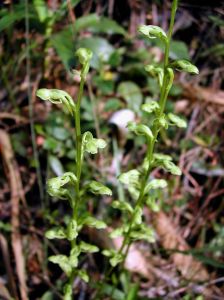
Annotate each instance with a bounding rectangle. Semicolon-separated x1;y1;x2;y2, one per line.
69;73;85;288
97;0;178;296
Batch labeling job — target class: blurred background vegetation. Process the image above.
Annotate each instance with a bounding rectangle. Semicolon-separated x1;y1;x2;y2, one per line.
0;0;224;299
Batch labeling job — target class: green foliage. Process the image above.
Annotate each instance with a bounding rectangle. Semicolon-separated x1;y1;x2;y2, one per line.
37;47;111;299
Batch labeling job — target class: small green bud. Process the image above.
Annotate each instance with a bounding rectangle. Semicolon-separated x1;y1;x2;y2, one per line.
76;48;93;65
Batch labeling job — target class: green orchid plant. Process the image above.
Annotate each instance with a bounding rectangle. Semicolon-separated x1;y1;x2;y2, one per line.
100;0;199;293
37;48;112;299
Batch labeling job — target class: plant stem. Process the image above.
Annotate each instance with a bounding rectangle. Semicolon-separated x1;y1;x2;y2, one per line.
69;74;85;288
98;0;179;296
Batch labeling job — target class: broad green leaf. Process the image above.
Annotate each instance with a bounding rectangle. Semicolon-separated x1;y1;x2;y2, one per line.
169;40;190;60
49;155;64;176
127;122;153;139
49;255;72;276
163;160;182;175
117;81;143;113
67;219;78;241
78;37;115;69
168;113;187;128
145;179;167;193
45;227;66;239
112;200;133;214
88;181;112;196
33;0;49;23
77;270;89;283
88;17;126;35
82;131;107;155
82;216;107;229
139;25;168;44
118;170;140;186
79;241;99;253
141;101;160;114
36;89;76;115
51;29;74;70
170;59;199;74
0;7;35;32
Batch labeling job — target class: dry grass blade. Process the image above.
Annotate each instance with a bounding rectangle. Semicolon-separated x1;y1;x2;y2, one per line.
0;234;18;299
0;129;28;300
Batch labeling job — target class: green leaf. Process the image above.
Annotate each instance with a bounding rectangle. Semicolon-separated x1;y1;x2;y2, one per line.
33;0;49;23
79;241;99;253
102;249;124;267
82;216;107;229
169;40;190;60
110;253;124;267
170;59;199;74
139;25;168;44
0;7;35;32
49;155;64;176
45;227;66;239
117;81;143;113
130;225;156;243
145;65;164;87
82;131;107;155
69;246;80;267
88;17;126;35
163;160;182;176
145;179;167;193
127;122;153;139
51;29;74;70
168;113;187;128
49;255;72;276
146;197;160;212
47;172;77;199
64;284;72;300
154;114;168;129
67;219;78;241
112;200;133;214
36;89;76;115
133;207;142;225
110;227;125;239
153;153;172;163
78;37;115;69
88;181;112;196
77;270;89;283
141;101;160;114
118;169;140;186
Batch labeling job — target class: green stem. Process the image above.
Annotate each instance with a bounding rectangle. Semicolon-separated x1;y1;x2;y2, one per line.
98;0;179;297
69;74;86;289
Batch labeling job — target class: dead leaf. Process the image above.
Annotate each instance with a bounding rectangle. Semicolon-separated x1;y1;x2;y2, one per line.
182;84;224;106
154;211;209;281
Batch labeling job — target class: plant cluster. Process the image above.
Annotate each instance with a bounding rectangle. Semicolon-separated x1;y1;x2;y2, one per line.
37;48;112;299
37;0;199;298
